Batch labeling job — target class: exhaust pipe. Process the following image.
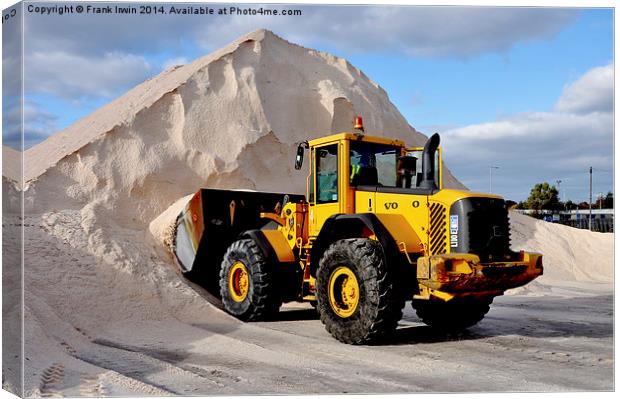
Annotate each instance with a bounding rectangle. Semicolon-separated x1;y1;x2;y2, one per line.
419;133;440;190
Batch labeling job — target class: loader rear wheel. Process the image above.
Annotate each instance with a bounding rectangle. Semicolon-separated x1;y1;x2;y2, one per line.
412;297;492;333
316;238;404;344
219;239;281;321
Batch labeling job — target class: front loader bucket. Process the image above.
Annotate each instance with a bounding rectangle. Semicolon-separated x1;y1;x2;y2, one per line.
173;188;304;295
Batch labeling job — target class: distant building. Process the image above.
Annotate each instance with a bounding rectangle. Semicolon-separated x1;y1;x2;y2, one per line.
512;209;614;232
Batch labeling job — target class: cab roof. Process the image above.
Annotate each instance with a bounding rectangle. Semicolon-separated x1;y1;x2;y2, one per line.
308;132;406;148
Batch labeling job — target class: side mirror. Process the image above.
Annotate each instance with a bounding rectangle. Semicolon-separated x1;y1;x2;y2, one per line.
294;143;306;170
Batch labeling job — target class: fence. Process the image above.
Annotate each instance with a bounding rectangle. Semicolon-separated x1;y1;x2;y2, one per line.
514;209;614;233
555;218;614;233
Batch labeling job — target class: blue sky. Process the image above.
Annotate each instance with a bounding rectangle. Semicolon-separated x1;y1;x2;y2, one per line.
349;8;612;131
1;2;614;202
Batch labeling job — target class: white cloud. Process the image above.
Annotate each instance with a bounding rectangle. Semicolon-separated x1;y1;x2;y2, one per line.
23;6;578;59
2;26;22;96
25;51;152;99
2;101;59;149
199;7;577;58
24;11;189;56
554;64;613;114
440;64;613;201
16;6;578;102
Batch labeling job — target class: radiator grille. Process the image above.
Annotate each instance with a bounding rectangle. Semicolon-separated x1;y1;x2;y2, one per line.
429;202;447;255
449;197;517;262
466;199;511;260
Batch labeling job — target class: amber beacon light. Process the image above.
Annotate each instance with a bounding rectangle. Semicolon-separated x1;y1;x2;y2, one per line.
354;116;364;131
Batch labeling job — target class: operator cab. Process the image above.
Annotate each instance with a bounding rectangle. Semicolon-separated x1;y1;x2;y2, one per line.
295;116;442;195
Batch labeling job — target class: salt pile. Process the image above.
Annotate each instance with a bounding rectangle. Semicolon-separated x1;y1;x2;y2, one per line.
508;211;613;292
2;29;612;396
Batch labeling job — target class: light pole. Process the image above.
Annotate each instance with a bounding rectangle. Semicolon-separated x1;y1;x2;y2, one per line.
489;166;499;193
589;167;593;231
555;179;563;219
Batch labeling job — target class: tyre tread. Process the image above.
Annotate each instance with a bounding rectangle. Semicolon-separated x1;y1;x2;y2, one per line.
317;238;404;344
219;239;281;321
412;297;492;332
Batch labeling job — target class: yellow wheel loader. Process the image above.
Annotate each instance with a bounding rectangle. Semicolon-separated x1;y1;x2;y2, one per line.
172;117;543;344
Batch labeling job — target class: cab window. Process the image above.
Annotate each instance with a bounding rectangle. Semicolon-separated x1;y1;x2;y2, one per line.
316;145;338;203
406;149;441;189
350;142;398;187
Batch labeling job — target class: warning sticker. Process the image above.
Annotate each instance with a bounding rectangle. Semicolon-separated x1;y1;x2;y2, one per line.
450;215;458;247
450;215;459;234
450;234;458;247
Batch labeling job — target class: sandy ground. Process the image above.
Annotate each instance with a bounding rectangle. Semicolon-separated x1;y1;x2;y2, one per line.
1;210;613;396
91;288;613;394
1;29;614;396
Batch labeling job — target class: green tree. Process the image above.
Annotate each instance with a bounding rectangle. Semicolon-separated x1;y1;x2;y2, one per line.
564;200;576;210
525;182;561;211
578;201;590;210
603;191;613;209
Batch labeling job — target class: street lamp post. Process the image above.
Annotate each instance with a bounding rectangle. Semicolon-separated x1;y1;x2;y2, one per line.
589;167;593;231
555;179;563;211
489;166;499;193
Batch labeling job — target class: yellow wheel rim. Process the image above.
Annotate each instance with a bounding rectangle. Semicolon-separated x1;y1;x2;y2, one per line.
328;266;359;318
228;261;250;302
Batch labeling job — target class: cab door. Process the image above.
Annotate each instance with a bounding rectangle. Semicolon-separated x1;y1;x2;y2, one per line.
309;143;341;236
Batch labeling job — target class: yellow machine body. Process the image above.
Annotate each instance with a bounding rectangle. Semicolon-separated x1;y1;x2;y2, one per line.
268;131;542;304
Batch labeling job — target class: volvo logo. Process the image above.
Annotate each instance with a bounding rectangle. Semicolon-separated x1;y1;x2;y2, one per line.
384;202;398;210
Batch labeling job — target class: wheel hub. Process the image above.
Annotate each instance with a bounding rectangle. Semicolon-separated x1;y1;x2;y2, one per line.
229;261;249;302
328;266;360;318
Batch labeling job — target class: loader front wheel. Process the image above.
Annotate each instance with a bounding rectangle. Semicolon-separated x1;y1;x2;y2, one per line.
316;238;404;344
412;296;492;333
219;239;281;321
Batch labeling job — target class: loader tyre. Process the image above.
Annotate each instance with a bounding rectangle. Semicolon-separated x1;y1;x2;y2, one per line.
316;238;404;344
219;239;281;321
412;297;492;332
